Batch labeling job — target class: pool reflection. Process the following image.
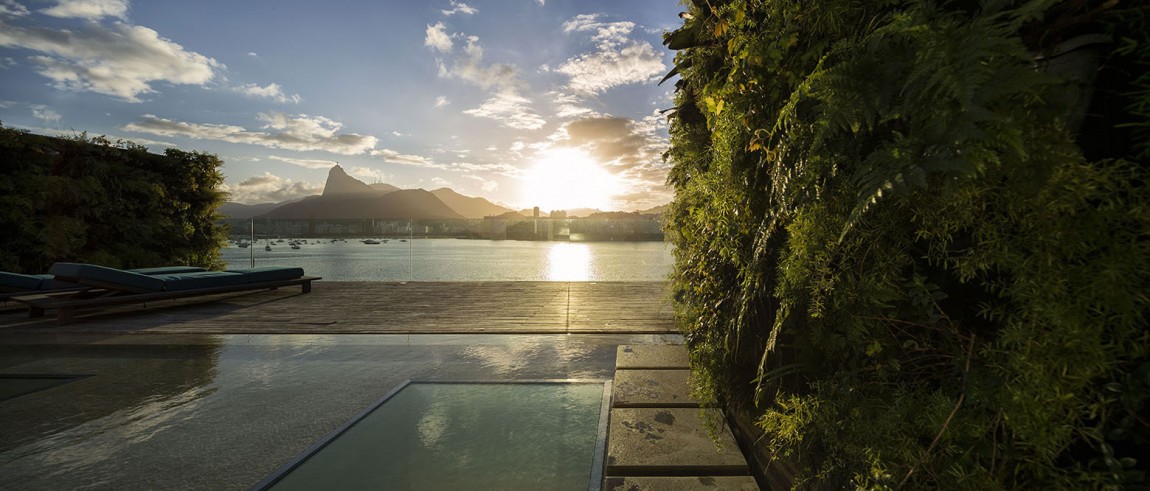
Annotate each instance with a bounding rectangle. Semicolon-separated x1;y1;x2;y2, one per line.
547;243;591;281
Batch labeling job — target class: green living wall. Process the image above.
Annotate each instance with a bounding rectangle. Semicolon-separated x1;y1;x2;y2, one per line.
0;124;228;273
663;0;1149;487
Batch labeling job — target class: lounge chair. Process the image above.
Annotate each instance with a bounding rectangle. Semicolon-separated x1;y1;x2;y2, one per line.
0;266;208;301
14;263;318;324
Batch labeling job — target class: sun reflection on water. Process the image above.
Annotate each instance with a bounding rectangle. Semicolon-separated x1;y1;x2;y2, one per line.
546;243;591;281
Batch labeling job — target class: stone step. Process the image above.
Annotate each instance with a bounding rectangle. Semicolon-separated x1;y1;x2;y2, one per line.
606;407;749;477
604;476;760;490
616;345;690;369
613;369;698;408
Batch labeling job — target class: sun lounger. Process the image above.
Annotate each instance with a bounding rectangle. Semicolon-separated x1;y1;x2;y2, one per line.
1;266;209;301
14;263;318;324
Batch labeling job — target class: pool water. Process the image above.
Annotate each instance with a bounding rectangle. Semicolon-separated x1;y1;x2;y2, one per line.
266;382;606;491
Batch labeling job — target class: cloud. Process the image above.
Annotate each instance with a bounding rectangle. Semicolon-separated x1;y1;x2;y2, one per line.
0;0;29;17
267;155;338;169
441;0;477;16
424;22;453;53
562;113;673;210
41;0;127;20
427;26;521;91
562;115;668;171
464;174;498;192
123;113;379;155
551;91;595;119
0;19;220;101
463;91;545;130
434;95;449;107
237;82;301;104
453;161;523;177
222;172;322;204
562;14;635;44
556;14;665;95
431;176;452;187
30;104;61;123
348;166;392;183
370;148;445;169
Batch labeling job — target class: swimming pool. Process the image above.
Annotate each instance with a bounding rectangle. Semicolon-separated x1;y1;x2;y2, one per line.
0;333;680;489
261;381;610;490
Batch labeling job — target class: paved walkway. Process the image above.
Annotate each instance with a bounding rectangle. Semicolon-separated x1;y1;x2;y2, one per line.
0;281;673;334
604;345;759;490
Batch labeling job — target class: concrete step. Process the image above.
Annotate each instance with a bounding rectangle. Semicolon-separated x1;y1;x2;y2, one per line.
613;369;697;408
606;407;749;476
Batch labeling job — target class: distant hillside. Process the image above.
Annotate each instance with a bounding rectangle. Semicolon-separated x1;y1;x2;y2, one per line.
370;183;400;194
218;202;284;219
431;188;512;218
259;189;464;219
637;204;669;216
323;164;383;196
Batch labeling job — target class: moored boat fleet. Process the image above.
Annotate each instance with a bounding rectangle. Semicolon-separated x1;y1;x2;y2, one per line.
228;237;407;250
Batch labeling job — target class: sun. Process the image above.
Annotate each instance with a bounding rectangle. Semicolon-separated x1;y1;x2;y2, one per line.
521;148;618;212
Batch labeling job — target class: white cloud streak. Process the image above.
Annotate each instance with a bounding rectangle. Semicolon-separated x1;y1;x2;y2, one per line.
463;91;545;130
370;148;446;169
123;113;379;155
30;104;61;123
556;14;665;95
424;22;453;53
464;174;498;192
237;82;301;104
441;0;477;16
267;155;338;169
0;0;30;17
41;0;127;20
222;172;321;204
0;19;220;101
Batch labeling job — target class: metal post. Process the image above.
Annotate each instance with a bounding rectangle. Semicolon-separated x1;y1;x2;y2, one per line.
250;218;255;268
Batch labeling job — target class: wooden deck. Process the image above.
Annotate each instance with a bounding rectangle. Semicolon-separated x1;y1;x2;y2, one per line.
0;281;675;335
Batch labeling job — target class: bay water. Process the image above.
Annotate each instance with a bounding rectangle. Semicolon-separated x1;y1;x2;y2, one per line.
221;238;673;281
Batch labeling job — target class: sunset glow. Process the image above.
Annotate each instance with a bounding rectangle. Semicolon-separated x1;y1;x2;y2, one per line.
522;148;619;212
0;0;680;212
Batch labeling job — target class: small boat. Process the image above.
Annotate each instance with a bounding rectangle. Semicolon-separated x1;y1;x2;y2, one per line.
238;242;250;248
362;239;381;244
264;244;272;251
399;239;407;243
290;243;301;250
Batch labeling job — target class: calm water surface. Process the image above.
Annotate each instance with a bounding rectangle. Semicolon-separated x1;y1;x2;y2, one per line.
221;238;673;281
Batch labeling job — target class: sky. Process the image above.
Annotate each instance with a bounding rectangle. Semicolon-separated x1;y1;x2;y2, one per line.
0;0;683;212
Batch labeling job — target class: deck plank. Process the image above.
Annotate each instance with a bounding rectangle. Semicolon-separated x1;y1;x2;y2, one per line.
0;281;675;335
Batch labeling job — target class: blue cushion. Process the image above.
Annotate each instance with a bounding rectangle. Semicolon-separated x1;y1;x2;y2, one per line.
129;266;207;275
48;263;166;292
153;271;249;291
226;267;305;284
42;278;83;290
0;271;48;290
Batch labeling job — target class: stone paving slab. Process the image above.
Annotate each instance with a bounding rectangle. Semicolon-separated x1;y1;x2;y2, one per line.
607;407;748;476
604;476;760;490
616;344;689;369
613;369;697;408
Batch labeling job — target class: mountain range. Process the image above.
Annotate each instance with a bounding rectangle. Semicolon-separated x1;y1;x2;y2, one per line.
219;164;665;220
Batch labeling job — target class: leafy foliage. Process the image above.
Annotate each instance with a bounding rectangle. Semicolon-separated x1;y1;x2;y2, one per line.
0;124;228;272
663;0;1150;487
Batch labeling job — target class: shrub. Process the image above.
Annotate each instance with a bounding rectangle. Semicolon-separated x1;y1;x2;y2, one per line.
663;0;1150;487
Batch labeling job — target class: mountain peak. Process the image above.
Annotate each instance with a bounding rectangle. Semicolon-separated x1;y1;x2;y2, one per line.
322;164;376;197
